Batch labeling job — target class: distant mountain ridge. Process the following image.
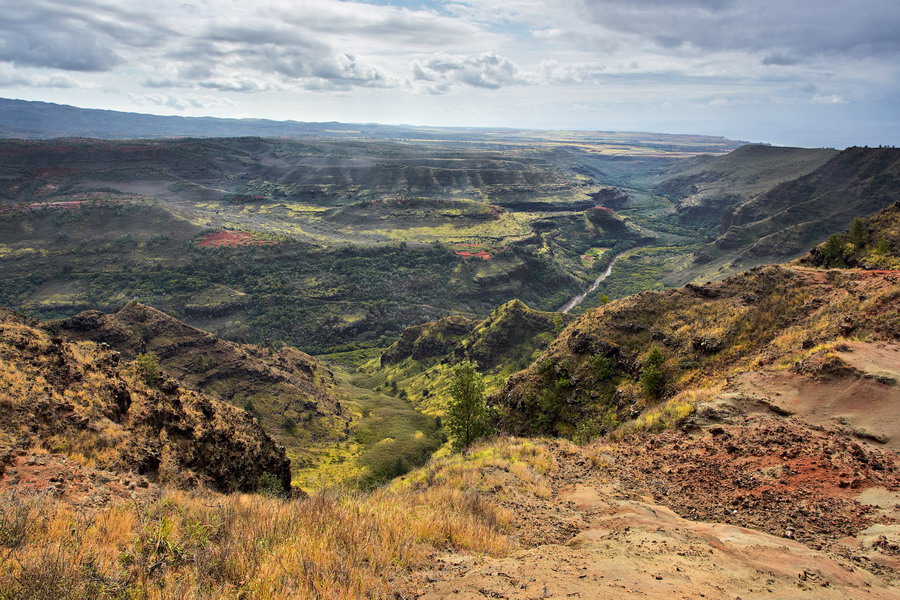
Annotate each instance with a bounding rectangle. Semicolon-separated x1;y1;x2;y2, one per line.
0;97;395;140
0;97;745;152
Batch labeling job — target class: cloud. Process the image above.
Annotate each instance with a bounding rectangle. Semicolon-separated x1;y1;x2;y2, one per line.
572;0;900;60
0;0;175;71
411;53;529;93
0;0;488;93
0;64;97;88
761;53;801;66
0;24;120;72
128;92;234;110
812;94;849;104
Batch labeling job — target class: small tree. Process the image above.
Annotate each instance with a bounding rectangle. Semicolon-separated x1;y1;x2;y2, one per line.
822;233;848;267
446;361;490;451
639;346;666;400
848;217;868;247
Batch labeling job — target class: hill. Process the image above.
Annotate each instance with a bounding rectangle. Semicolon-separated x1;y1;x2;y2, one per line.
491;191;900;441
652;144;837;229
49;302;348;471
368;299;575;415
801;200;900;270
0;308;291;496
692;146;900;274
492;264;899;439
0;137;653;353
573;146;900;308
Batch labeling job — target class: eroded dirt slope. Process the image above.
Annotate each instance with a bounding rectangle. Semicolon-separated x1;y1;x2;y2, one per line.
415;422;899;599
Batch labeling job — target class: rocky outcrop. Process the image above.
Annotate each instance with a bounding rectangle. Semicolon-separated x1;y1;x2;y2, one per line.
0;308;291;494
491;264;900;438
381;315;476;366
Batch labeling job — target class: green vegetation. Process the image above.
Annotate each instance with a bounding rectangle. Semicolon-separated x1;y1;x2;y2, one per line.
802;200;900;270
639;345;666;400
447;361;491;451
133;352;160;385
0;135;691;354
365;300;574;418
293;370;445;491
493;259;900;440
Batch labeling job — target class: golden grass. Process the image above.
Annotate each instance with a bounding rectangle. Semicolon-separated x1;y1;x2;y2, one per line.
612;383;725;439
395;436;555;502
0;473;511;600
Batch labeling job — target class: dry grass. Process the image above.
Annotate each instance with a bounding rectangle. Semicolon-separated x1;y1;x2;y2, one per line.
0;474;512;600
395;437;555;502
612;383;726;439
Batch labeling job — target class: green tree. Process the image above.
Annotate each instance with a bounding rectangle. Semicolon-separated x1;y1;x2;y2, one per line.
848;217;868;247
639;346;666;400
822;233;848;267
446;361;490;451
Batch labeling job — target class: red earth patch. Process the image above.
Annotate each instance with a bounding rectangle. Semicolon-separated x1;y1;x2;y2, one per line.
455;250;491;260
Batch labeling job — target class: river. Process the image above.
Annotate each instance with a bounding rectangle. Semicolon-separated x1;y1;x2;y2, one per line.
557;249;636;313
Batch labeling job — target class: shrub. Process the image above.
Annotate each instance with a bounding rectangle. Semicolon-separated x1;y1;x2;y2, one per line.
822;233;848;267
257;472;287;499
134;352;161;385
848;217;868;247
639;345;666;400
281;417;297;434
589;354;614;380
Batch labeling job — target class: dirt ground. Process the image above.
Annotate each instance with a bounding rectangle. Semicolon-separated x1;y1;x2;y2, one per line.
415;343;900;599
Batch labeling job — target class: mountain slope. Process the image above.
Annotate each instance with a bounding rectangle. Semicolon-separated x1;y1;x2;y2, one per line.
491;186;900;443
50;302;348;470
802;200;900;269
691;146;900;274
372;299;574;414
653;144;837;227
0;308;291;494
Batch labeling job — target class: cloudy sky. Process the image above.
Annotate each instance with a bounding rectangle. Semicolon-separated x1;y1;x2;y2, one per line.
1;0;898;147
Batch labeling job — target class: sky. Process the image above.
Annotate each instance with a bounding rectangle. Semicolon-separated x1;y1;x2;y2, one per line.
0;0;898;148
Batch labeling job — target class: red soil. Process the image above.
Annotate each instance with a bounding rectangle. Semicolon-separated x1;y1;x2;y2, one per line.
613;417;900;558
197;230;279;247
455;250;491;260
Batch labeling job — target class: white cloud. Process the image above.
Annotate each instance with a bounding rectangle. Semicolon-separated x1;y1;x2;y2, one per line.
410;53;530;93
128;92;234;110
0;0;896;146
812;94;849;104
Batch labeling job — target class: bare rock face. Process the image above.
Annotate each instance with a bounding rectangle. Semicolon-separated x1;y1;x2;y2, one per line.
0;308;291;494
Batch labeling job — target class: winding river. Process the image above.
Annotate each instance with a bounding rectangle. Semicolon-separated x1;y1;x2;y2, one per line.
558;249;637;313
